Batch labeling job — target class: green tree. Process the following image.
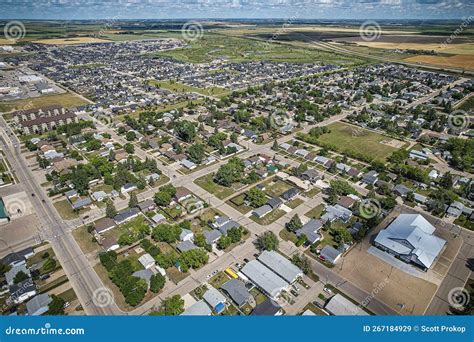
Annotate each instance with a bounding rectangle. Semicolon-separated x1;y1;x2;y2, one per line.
291;253;311;275
256;231;279;251
48;295;66;315
13;270;29;284
152;295;184;316
106;201;117;218
214;157;245;186
150;273;166;293
43;258;57;272
286;214;302;233
187;144;205;164
128;192;138;208
124;143;135;154
246;188;267;208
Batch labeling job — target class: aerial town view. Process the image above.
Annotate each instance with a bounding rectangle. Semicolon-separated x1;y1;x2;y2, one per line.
0;1;472;341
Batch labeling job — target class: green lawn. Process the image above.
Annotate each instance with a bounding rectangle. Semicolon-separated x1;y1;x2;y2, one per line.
208;271;231;289
148;80;230;97
251;209;286;225
305;122;407;162
53;199;81;220
305;204;326;219
194;173;236;200
72;226;101;255
152;33;356;65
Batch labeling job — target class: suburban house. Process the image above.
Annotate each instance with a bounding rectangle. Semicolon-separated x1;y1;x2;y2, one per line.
296;219;323;244
26;293;52;316
374;214;446;271
181;300;212;316
221;279;252;307
319;245;343;265
251;298;283;316
203;287;227;314
325;293;369;316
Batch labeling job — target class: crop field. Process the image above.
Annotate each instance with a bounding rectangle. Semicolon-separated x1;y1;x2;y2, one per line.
315;122;407;162
404;54;474;70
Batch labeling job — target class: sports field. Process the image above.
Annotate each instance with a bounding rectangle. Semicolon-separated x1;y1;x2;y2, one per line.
316;122;407;161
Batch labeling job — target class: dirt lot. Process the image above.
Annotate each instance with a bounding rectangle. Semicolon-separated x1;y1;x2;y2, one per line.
336;206;462;315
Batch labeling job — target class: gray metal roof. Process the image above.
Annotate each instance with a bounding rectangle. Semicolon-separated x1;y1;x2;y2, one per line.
241;260;288;297
26;293;52;316
325;294;369;316
374;214;446;269
181;300;212;316
257;250;302;283
221;279;252;306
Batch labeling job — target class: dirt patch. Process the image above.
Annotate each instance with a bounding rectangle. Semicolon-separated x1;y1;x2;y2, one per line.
380;139;406;149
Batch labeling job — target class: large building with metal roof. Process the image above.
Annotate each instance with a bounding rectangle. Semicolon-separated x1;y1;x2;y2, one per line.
374;214;446;271
257;250;303;284
241;260;289;299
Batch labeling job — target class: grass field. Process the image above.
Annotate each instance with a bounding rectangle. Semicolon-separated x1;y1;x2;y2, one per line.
152;32;358;64
313;122;406;162
458;95;474;111
194;173;236;200
0;92;90;112
148;80;230;97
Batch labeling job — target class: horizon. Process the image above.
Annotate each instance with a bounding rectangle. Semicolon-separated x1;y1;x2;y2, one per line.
0;0;473;20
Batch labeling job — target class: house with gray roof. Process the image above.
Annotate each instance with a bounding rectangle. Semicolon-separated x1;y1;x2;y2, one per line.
26;293;52;316
203;287;227;314
114;207;140;224
132;269;154;285
374;214;446;271
176;240;199;253
296;219;323;244
251;298;283;316
221;279;252;307
204;230;222;245
258;250;303;283
320;245;342;265
325;293;369;316
252;205;273;219
218;220;240;235
321;204;352;223
181;300;212;316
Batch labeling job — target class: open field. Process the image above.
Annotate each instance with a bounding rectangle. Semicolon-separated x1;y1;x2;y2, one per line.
404;54;474;70
33;37;111;45
152;32;359;64
148;80;230;97
0;92;90;112
194;173;236;200
310;122;407;162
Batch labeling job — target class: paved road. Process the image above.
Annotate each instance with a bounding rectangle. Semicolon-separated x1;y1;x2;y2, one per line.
0;116;122;315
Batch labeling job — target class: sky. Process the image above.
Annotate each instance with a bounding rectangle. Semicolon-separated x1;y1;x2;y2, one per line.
0;0;472;20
